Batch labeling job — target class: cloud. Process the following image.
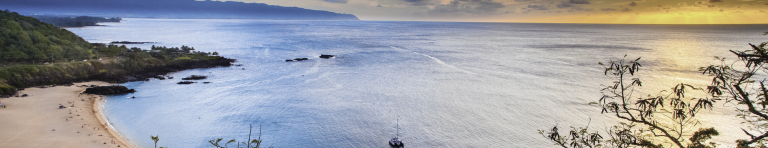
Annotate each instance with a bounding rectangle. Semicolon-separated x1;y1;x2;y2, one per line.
629;2;636;6
403;0;432;6
514;0;537;2
557;0;591;8
709;0;724;2
570;0;590;4
528;4;549;10
322;0;347;4
430;0;506;15
567;6;594;12
621;8;632;12
601;8;617;11
556;1;574;8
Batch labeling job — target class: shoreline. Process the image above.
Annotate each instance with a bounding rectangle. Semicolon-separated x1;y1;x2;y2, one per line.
92;89;134;148
0;81;133;148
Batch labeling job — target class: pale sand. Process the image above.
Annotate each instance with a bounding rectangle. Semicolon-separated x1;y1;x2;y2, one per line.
0;81;134;148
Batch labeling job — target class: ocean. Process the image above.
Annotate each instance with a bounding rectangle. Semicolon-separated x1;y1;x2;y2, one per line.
67;19;768;147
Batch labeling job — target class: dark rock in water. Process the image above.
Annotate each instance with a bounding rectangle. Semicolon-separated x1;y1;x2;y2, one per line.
203;82;211;84
168;77;174;79
182;75;207;80
21;94;28;97
294;58;309;61
234;64;243;66
83;86;136;95
286;59;294;62
319;54;335;59
177;81;197;84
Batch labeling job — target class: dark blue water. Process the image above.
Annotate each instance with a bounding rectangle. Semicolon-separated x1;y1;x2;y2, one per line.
68;19;768;147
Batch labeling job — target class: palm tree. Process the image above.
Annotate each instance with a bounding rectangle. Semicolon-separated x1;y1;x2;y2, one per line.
150;135;159;148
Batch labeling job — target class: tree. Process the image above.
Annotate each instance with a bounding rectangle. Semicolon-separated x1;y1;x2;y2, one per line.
541;33;768;148
702;41;768;147
209;124;273;148
150;135;159;148
540;55;718;148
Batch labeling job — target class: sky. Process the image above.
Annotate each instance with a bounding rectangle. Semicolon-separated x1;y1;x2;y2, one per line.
233;0;768;24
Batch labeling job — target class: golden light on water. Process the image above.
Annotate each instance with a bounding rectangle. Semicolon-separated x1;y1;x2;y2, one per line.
627;33;752;145
513;11;768;24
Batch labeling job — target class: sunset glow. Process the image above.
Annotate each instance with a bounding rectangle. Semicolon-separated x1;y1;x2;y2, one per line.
242;0;768;24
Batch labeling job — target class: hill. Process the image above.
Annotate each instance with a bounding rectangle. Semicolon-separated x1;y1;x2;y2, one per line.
0;10;235;97
0;0;359;20
0;10;92;63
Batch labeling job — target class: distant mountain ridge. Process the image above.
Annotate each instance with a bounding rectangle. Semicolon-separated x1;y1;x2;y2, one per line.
0;0;359;20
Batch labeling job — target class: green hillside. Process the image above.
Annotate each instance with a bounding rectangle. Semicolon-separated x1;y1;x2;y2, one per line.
0;10;233;97
0;10;93;63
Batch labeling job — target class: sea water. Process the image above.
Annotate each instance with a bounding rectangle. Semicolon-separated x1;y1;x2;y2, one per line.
67;19;768;147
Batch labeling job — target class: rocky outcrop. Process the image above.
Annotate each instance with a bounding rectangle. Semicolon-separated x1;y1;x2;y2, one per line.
93;57;235;83
182;75;207;80
83;86;136;95
177;81;197;84
286;58;309;62
0;57;235;98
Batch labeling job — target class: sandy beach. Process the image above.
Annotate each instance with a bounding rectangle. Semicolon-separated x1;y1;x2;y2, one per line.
0;81;133;148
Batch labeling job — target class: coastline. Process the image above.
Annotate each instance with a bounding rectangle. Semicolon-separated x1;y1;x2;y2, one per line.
0;81;133;148
93;90;134;148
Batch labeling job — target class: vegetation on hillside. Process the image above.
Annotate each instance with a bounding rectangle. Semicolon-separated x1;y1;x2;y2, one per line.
0;10;93;63
30;15;121;28
0;10;231;97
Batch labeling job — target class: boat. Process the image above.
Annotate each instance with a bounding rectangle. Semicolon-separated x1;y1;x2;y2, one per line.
389;118;404;147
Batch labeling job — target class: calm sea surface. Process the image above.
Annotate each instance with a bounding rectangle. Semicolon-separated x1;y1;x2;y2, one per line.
67;19;768;147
